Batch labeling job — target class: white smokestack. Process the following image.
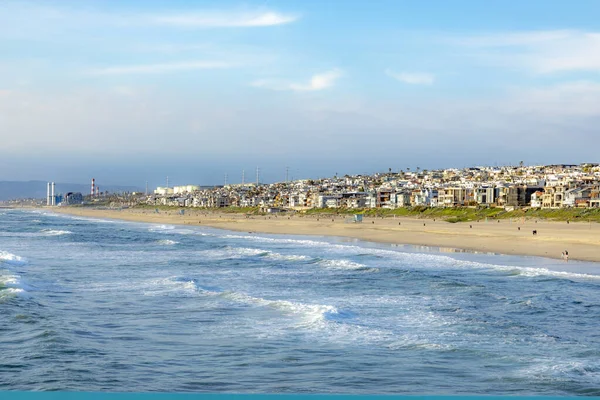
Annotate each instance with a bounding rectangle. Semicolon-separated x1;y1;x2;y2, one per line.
47;182;51;206
51;182;56;206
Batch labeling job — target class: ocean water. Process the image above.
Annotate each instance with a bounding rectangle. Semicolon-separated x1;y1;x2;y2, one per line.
1;209;600;395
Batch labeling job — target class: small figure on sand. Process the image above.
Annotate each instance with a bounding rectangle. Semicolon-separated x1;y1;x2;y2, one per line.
563;250;569;262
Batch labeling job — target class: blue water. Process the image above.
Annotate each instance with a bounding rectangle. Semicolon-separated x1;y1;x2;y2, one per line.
1;209;600;395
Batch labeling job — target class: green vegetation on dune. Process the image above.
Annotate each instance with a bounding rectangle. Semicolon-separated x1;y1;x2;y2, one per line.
128;204;600;223
289;206;600;223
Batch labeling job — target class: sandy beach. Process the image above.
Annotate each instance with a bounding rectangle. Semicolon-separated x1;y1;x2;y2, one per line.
48;207;600;263
46;207;600;263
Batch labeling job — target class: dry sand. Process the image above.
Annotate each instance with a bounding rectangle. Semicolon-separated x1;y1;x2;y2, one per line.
50;207;600;263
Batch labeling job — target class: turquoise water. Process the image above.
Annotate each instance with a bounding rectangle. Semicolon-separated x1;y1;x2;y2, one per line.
1;209;600;394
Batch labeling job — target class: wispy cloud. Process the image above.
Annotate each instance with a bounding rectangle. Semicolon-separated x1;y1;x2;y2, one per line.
88;61;232;75
450;30;600;74
0;3;298;38
148;11;299;28
251;69;343;92
449;30;574;47
385;69;435;85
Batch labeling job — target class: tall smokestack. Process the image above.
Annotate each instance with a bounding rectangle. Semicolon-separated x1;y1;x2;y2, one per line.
47;182;51;206
91;178;95;197
51;182;56;206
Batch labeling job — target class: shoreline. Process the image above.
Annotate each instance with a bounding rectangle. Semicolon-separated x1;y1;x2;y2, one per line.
47;206;600;263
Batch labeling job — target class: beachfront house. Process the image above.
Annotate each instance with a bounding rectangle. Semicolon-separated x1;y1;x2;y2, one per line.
390;191;411;208
530;191;544;208
474;186;495;206
563;187;593;208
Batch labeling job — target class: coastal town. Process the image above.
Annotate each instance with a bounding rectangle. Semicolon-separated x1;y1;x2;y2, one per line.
3;163;600;212
143;163;600;211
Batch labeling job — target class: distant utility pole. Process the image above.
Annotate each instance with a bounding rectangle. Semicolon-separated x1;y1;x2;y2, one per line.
242;170;245;185
166;176;169;188
224;173;228;186
256;166;260;186
145;181;148;195
286;166;289;183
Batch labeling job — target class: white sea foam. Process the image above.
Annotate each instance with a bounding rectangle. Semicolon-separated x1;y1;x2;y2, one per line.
221;233;600;281
319;259;378;272
202;288;339;327
0;271;28;300
149;225;200;235
494;265;600;280
40;229;72;236
199;246;311;263
65;216;120;224
156;239;179;246
199;247;270;259
266;253;311;262
518;358;600;384
0;287;26;300
387;334;453;351
96;276;199;297
0;229;72;238
152;277;341;328
150;224;175;231
0;251;28;266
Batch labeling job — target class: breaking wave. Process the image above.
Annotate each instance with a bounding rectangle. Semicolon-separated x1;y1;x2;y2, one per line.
221;233;600;281
40;229;72;236
156;239;179;246
319;259;379;272
0;271;28;301
0;250;28;266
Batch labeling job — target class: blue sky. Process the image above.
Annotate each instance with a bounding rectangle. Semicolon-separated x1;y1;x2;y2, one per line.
1;0;600;187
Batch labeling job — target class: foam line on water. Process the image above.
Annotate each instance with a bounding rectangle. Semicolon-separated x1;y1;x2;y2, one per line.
0;230;72;238
196;285;340;327
0;271;28;300
198;246;311;262
186;280;401;346
223;233;600;281
149;225;205;236
0;250;28;266
40;229;72;236
517;358;600;384
155;239;179;246
63;215;122;224
319;259;379;272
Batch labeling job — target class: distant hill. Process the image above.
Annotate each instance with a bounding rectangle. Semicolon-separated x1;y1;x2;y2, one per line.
0;181;143;201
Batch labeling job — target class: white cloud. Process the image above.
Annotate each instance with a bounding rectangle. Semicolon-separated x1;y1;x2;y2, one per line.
251;69;343;92
385;69;435;85
451;30;600;74
149;11;299;28
88;61;232;75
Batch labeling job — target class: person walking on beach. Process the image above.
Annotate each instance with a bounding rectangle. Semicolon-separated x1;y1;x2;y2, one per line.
564;250;569;262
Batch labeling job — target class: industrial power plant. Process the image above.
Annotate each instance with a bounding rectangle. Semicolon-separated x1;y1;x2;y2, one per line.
45;180;90;206
46;182;57;206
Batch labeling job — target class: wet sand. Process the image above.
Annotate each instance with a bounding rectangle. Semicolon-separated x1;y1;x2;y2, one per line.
51;207;600;263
